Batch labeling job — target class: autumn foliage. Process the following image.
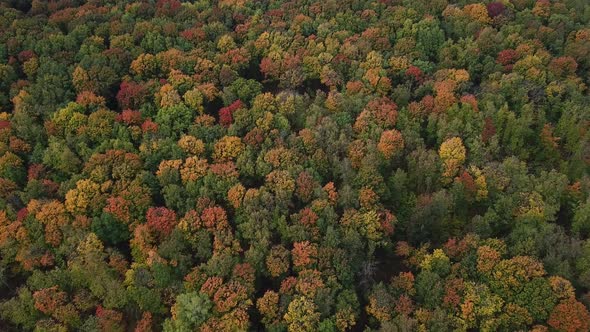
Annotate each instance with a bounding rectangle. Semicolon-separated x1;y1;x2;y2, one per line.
1;0;590;331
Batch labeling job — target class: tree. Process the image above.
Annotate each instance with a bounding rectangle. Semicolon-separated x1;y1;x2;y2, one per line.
416;18;445;60
155;104;194;137
157;84;182;108
163;292;212;331
219;100;245;127
184;88;205;114
548;298;590;332
34;200;70;247
96;306;125;332
487;2;506;18
292;241;317;270
267;245;290;277
146;207;177;237
91;212;130;246
284;296;320;332
439;137;466;183
117;81;148;110
135;312;153;332
213;136;244;162
572;199;590;238
378;129;404;159
463;4;491;24
212;281;248;313
65;179;102;215
181;157;208;184
0;288;43;330
257;290;280;328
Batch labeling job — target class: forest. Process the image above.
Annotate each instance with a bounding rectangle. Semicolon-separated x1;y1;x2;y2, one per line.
1;0;590;330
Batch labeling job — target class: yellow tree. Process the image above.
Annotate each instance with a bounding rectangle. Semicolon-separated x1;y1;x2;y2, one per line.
65;179;102;215
284;296;320;332
183;88;204;114
213;136;244;162
178;135;205;156
157;84;181;108
180;157;208;184
34;200;70;247
439;137;466;183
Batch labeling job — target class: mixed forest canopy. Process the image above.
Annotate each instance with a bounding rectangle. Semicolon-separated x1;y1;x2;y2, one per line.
1;0;590;330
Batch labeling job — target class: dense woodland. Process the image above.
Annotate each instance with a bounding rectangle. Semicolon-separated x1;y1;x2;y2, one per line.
1;0;590;330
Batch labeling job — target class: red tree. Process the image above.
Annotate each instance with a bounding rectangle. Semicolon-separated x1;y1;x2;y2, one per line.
146;207;177;236
548;298;590;332
116;110;142;126
487;2;506;18
116;81;148;110
219;100;244;127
